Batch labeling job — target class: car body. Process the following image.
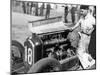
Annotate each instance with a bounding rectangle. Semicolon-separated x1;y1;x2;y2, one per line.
11;15;79;74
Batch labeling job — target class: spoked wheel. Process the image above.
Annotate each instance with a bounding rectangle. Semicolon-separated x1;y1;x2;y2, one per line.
28;57;62;73
11;40;24;72
12;46;21;65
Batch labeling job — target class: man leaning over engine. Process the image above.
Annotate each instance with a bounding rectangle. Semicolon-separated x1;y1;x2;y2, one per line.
67;5;96;69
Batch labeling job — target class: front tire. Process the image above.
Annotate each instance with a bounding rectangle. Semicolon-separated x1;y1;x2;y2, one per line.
11;40;24;72
28;57;62;73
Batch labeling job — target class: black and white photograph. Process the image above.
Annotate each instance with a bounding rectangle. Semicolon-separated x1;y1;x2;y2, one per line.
11;0;96;74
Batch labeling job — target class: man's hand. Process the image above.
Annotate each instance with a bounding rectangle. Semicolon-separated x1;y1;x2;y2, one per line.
86;27;94;35
67;27;74;31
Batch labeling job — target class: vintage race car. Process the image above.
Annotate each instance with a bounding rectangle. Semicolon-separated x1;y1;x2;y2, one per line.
11;17;80;74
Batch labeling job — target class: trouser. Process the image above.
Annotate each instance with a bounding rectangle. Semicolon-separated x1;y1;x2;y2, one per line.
35;9;38;16
23;6;26;14
40;9;44;16
31;7;35;15
71;13;75;24
27;7;31;14
64;13;68;23
77;33;95;69
45;11;50;19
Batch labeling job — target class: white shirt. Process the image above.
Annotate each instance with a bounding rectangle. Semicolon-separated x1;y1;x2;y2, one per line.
74;13;95;34
81;13;95;31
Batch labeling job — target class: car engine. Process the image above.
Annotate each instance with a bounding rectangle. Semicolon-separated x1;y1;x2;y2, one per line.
39;30;76;60
24;29;77;67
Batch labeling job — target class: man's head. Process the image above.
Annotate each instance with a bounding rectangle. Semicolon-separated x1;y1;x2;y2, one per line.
80;5;89;17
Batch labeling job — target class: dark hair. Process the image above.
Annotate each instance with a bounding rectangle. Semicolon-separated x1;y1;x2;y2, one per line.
80;5;89;10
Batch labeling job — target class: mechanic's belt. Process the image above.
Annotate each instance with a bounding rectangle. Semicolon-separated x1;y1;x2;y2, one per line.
81;31;90;36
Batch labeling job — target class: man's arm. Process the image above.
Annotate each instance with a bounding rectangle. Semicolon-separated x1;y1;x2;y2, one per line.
71;19;81;30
